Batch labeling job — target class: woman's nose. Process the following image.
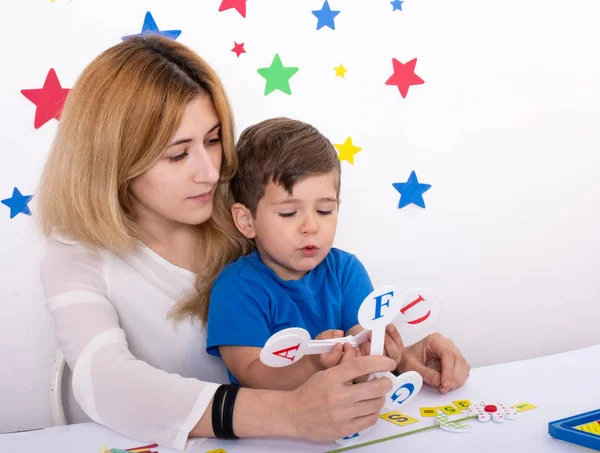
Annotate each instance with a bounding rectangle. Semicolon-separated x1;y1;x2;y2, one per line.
192;148;220;184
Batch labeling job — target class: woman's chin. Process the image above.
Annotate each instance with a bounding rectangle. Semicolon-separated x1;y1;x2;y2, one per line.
176;206;214;226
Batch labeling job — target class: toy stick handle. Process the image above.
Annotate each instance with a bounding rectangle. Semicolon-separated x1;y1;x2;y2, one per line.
305;343;335;354
351;329;370;346
370;326;385;356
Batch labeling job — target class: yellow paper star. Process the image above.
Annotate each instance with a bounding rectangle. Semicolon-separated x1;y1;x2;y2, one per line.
334;64;348;78
335;137;362;165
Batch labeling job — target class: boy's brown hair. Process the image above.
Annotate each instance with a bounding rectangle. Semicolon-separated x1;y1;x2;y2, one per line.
231;117;341;215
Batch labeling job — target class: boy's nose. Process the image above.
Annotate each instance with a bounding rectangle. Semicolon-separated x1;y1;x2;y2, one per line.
301;215;319;234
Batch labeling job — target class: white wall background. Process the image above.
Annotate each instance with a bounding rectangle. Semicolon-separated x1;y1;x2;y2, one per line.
1;0;599;435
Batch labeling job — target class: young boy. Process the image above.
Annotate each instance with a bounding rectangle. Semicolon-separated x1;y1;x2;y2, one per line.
206;118;402;389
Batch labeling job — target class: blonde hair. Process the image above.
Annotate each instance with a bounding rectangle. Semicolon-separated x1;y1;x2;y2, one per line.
36;35;253;323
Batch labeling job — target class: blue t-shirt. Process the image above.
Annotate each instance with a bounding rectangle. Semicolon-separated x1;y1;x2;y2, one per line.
206;248;374;384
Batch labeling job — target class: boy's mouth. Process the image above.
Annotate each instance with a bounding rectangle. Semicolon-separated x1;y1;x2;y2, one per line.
300;245;319;257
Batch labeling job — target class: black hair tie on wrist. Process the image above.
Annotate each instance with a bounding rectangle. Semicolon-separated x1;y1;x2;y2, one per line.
211;384;229;439
222;384;240;440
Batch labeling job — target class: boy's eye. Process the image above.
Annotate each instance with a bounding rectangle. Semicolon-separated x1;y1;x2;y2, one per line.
169;150;189;162
278;212;297;218
317;210;333;216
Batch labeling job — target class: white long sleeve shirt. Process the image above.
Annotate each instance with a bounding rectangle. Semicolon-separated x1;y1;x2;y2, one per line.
40;237;230;451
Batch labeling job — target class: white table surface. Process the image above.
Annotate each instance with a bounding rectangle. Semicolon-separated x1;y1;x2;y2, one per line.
2;344;600;453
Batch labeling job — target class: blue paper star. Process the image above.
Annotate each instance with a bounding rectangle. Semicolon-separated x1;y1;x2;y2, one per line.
121;11;181;41
392;171;431;209
2;187;33;219
312;0;340;30
390;0;404;11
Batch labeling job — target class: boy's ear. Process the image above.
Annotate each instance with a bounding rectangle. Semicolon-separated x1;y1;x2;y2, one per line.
231;203;257;239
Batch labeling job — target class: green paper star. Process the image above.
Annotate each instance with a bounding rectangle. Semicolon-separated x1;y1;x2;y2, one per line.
257;54;299;95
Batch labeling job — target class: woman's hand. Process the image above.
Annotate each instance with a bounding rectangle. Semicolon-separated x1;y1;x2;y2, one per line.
398;333;470;394
285;346;396;441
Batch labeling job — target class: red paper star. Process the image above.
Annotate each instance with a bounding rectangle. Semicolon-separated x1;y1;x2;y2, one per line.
232;42;246;57
21;69;70;129
219;0;247;18
385;58;424;98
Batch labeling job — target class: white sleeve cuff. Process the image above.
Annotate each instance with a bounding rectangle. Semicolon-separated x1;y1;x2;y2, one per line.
175;382;220;452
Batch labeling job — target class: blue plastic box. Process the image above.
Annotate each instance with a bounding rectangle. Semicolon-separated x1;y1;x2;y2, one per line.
548;409;600;451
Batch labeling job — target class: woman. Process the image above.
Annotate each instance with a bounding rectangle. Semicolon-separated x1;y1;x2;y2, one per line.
36;35;469;450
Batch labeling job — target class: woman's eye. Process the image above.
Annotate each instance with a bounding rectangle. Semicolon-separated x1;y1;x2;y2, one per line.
278;212;297;218
317;210;333;216
206;137;222;146
169;151;188;162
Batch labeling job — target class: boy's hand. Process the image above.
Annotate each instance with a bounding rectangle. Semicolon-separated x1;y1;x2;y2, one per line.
360;324;404;367
311;329;347;370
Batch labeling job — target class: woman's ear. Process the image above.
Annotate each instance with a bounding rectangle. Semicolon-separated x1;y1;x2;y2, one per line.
231;203;256;239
